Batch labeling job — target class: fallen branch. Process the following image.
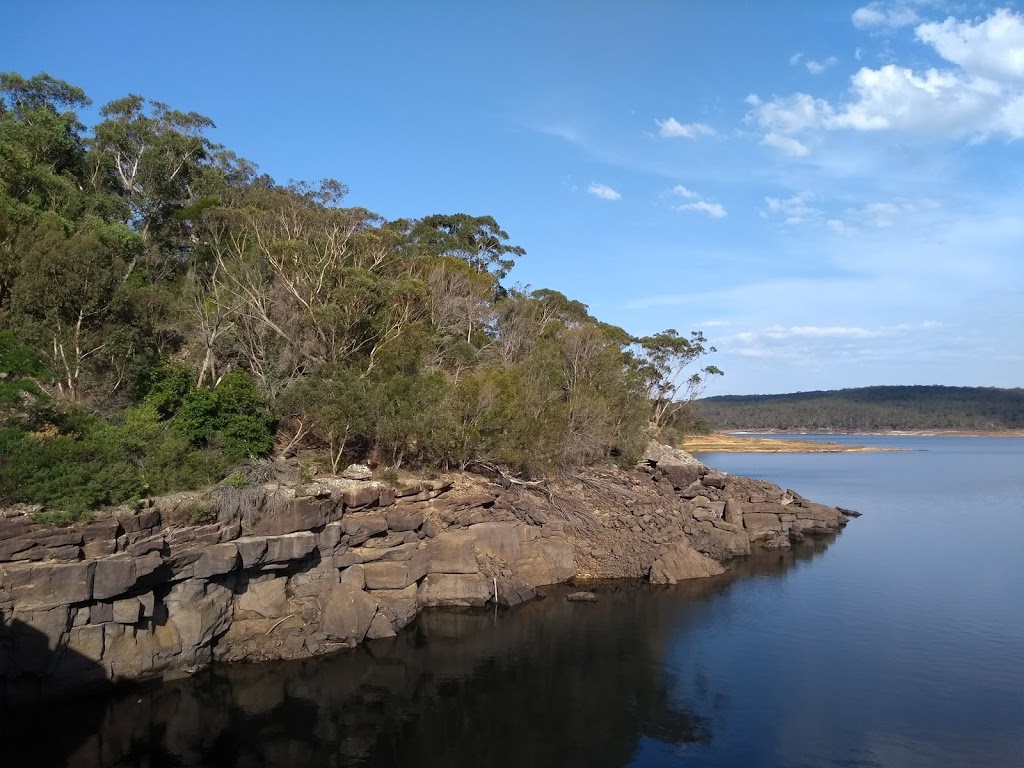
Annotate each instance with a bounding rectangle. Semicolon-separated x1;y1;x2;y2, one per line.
265;614;296;635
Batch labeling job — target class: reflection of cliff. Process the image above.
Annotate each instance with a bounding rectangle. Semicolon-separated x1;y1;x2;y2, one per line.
4;538;837;768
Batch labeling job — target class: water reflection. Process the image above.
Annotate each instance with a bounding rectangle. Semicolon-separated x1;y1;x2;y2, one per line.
6;538;835;768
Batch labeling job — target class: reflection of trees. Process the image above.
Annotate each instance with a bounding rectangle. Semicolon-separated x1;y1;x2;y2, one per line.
5;538;837;768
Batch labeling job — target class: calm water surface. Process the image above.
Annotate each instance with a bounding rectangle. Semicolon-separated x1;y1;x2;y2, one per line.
6;436;1023;767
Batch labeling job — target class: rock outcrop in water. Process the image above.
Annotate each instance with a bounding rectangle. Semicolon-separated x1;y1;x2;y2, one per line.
0;443;854;701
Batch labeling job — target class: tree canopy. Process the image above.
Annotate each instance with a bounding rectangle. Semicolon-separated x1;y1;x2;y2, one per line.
0;71;721;515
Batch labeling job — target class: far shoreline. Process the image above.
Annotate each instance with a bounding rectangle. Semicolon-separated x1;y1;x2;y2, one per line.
725;429;1024;438
682;429;1024;454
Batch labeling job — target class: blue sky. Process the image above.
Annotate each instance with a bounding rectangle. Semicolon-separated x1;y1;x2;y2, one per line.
6;1;1023;394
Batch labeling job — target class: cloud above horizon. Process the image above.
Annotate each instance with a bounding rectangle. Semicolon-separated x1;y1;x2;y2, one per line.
587;182;622;200
750;8;1024;152
655;117;716;139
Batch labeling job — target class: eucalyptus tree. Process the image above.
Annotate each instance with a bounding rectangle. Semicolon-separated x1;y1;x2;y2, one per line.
633;329;723;429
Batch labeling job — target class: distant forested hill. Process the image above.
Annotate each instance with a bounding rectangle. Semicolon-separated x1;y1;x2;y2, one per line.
695;386;1024;431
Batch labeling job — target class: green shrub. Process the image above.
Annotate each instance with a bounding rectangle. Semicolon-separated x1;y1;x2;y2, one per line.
0;414;142;514
380;467;400;486
187;505;215;525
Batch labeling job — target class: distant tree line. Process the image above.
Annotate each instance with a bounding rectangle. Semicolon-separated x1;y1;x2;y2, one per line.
696;386;1024;431
0;72;720;516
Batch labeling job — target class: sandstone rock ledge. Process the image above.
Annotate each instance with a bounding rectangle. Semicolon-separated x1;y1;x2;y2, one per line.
0;444;854;702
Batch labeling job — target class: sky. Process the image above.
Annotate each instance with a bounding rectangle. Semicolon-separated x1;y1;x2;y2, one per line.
6;0;1024;395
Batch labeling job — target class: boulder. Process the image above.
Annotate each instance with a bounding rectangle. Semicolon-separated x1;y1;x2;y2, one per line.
515;534;575;587
192;543;240;578
247;498;331;536
649;540;725;584
340;464;373;481
237;578;287;618
319;584;378;643
263;532;317;564
743;512;783;536
343;485;380;509
164;579;233;667
385;508;424;532
338;564;365;591
371;583;419;631
1;561;94;609
417;573;491;608
426;532;479;574
723;499;744;526
641;441;703;468
661;464;702;490
112;596;143;624
365;612;397;639
342;512;388;545
362;554;428;590
93;551;162;601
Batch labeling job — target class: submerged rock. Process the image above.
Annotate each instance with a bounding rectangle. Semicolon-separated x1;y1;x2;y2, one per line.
566;591;597;603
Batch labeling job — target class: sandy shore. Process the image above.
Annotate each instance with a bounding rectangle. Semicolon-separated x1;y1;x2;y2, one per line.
680;434;899;453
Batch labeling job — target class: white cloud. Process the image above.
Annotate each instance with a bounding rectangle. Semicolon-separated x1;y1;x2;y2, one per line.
916;9;1024;84
750;92;834;134
762;132;811;156
665;185;726;217
655;116;716;139
806;56;839;75
670;184;699;199
587;182;621;201
749;8;1024;150
764;192;821;225
831;65;1003;136
679;200;727;218
789;52;805;66
851;2;920;31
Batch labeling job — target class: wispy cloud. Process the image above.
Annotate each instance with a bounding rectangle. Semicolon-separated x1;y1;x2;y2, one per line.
655;117;716;139
805;56;838;74
762;132;811;156
763;192;821;225
670;184;700;199
851;2;920;31
680;200;727;218
667;184;727;217
791;52;839;74
587;182;622;201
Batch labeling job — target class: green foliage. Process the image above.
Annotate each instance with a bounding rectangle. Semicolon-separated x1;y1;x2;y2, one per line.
223;470;247;489
380;467;400;486
0;415;141;514
187;505;215;525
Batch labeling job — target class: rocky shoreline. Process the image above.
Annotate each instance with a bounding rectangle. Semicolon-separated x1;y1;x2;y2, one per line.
0;443;856;703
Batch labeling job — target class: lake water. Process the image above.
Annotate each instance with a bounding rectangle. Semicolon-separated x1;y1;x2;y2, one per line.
5;436;1023;767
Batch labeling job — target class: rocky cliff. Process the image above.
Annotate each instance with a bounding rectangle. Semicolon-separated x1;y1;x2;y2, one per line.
0;445;855;702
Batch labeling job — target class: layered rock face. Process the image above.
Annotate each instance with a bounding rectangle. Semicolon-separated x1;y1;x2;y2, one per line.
0;446;853;701
0;475;574;702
